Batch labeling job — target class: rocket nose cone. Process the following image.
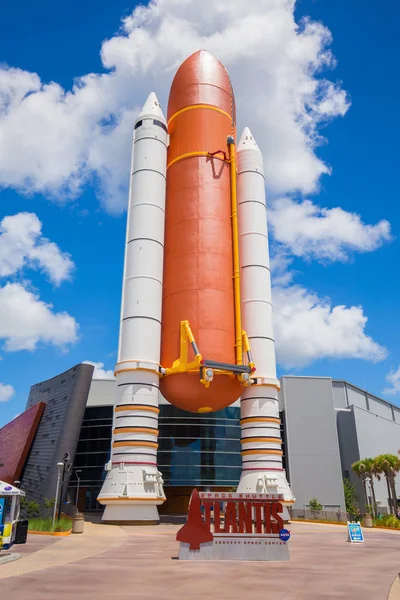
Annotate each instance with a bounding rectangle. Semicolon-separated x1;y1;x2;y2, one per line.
238;127;260;152
137;92;166;123
167;50;234;120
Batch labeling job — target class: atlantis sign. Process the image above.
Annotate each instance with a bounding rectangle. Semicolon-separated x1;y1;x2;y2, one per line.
176;490;290;561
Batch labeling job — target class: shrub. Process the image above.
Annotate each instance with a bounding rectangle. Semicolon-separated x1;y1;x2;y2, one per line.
26;500;41;519
309;498;323;512
374;514;400;529
43;497;55;517
343;478;359;516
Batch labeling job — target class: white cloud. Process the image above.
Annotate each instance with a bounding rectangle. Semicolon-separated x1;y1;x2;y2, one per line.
0;0;349;211
0;1;387;373
83;361;115;380
269;243;388;369
382;366;400;397
269;198;391;262
0;282;78;351
0;212;74;285
273;284;387;368
0;383;15;402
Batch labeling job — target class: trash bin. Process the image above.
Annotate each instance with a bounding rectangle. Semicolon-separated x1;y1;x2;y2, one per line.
14;520;29;544
363;515;373;528
72;512;84;534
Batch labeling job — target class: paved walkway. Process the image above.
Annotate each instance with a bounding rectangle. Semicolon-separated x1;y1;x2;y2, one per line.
0;522;127;580
0;522;399;599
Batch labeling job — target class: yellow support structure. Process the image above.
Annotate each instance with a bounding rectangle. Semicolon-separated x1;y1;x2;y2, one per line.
165;321;203;375
161;322;256;388
242;330;255;373
228;137;243;366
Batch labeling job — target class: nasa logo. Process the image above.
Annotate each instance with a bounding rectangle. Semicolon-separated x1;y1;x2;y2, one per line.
279;529;290;542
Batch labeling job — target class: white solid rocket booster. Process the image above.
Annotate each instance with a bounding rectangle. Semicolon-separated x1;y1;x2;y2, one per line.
237;128;294;507
97;93;167;522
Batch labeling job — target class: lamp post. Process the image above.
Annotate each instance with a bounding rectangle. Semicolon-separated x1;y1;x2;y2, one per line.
56;453;71;523
52;462;64;528
75;470;82;509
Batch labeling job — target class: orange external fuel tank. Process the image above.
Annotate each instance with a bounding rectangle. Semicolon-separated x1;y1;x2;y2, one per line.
160;50;242;413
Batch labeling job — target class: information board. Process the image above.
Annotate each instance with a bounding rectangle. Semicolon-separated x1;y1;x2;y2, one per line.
347;521;364;543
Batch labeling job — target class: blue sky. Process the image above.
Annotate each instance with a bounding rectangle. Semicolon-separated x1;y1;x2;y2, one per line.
0;0;399;426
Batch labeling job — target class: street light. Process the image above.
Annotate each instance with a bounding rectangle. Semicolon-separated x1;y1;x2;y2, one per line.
75;470;82;508
52;462;64;528
56;453;72;522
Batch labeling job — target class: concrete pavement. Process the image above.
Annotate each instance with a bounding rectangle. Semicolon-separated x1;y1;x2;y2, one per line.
0;521;127;580
0;521;399;599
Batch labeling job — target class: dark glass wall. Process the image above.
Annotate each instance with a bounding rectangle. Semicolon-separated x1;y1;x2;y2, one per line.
71;404;242;508
158;405;241;486
72;405;112;510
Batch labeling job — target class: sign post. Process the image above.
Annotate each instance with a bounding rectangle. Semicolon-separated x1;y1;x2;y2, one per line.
177;489;290;561
347;521;364;543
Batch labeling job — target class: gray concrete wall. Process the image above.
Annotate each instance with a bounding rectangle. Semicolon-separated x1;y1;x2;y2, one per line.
280;376;346;510
346;384;368;410
335;408;365;509
393;406;400;424
332;381;348;409
352;405;400;511
21;363;94;506
367;395;393;420
87;378;115;407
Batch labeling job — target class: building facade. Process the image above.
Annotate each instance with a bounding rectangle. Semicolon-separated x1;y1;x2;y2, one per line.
1;365;399;515
333;379;400;512
280;376;400;514
72;379;243;513
279;376;346;512
20;363;94;505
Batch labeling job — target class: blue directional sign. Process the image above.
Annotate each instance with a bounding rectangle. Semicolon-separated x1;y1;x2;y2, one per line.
347;521;364;543
279;528;291;542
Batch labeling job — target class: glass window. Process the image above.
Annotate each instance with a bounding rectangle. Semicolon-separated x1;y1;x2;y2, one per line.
75;402;242;491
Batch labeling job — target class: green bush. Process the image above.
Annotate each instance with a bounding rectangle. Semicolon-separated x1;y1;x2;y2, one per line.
309;498;323;512
28;517;72;532
343;477;359;516
26;501;41;518
19;497;41;518
374;514;400;529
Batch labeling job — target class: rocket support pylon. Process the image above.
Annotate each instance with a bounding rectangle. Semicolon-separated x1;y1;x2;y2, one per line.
97;93;167;522
236;128;295;512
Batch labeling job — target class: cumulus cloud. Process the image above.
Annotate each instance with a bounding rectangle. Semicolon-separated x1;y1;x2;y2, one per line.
0;0;350;211
0;212;74;285
0;383;15;402
0;282;78;351
83;361;115;380
382;366;400;397
0;1;388;372
269;198;391;262
268;227;388;368
273;284;387;368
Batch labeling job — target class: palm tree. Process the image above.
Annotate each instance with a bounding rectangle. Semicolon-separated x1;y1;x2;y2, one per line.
352;458;376;517
363;458;378;515
373;454;400;514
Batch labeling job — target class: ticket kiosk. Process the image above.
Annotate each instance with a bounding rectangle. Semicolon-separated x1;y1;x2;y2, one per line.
0;481;26;550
